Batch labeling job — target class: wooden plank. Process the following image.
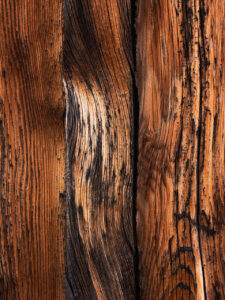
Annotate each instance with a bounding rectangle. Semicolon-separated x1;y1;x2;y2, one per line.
136;0;225;299
198;1;225;298
63;0;136;299
0;1;65;298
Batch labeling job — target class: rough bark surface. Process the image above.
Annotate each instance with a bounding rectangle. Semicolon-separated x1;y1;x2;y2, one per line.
63;0;136;299
136;0;225;299
0;1;65;299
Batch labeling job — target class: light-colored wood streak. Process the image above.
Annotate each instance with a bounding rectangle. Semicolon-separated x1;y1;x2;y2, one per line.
64;0;136;299
136;0;225;299
0;1;65;299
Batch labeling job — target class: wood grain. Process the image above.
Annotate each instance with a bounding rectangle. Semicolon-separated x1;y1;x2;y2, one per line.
136;0;225;299
0;1;65;299
63;0;136;299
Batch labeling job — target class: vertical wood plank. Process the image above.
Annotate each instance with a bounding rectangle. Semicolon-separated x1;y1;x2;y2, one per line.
0;1;65;298
63;0;136;299
198;1;225;298
136;0;225;299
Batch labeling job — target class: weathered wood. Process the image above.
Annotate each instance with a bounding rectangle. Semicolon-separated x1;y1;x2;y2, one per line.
0;1;65;298
136;0;225;299
63;0;136;299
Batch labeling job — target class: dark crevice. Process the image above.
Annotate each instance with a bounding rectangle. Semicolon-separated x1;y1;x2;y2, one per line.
197;1;207;299
197;44;207;300
131;0;140;299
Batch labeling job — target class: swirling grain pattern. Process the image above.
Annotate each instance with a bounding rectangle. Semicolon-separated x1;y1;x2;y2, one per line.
63;0;136;299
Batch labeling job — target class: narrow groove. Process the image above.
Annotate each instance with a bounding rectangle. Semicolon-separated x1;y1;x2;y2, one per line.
197;1;207;297
131;0;140;298
197;44;207;300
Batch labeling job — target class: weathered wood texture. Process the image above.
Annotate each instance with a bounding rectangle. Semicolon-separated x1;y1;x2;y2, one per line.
137;0;225;299
63;0;136;299
0;1;65;299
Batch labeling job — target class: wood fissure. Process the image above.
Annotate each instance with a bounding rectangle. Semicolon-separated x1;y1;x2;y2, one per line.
197;2;207;298
131;0;140;298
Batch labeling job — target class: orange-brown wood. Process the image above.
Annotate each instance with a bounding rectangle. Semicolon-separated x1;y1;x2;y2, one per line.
2;0;225;298
136;0;225;299
0;1;65;298
64;0;136;299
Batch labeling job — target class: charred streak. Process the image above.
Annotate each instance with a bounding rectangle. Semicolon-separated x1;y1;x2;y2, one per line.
197;1;208;298
212;112;218;148
89;132;103;207
174;113;184;271
181;0;194;96
0;119;5;199
169;236;174;275
174;211;216;237
0;118;8;283
171;264;196;282
169;237;196;284
169;282;196;299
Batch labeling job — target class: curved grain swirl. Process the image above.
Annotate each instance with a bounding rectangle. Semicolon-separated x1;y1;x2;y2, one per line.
63;0;136;299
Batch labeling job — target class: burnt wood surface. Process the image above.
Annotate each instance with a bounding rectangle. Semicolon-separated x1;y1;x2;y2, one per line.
136;0;225;299
0;0;66;299
63;0;136;299
0;0;225;299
